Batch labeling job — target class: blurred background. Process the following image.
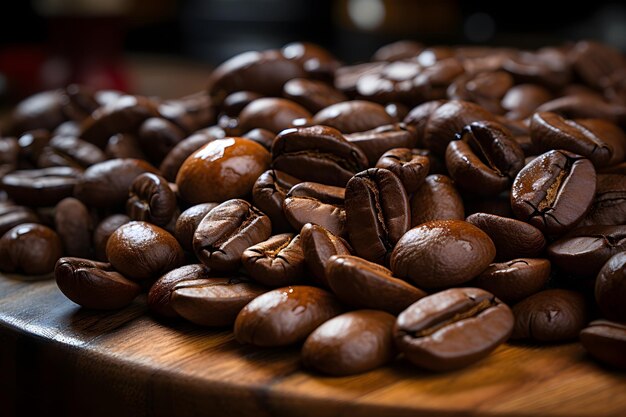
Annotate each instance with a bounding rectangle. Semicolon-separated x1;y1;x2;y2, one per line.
1;0;625;103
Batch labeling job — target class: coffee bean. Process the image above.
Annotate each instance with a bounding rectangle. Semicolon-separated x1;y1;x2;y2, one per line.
16;130;50;167
175;203;218;252
371;40;423;61
0;223;62;275
595;251;626;322
0;203;39;237
93;214;131;261
502;48;571;89
501;84;552;120
157;91;215;133
242;233;305;287
334;62;387;97
54;197;93;258
313;101;396;134
37;135;106;169
402;100;446;146
300;223;352;287
252;169;301;233
55;257;141;309
375;148;430;193
1;167;81;207
448;71;513;114
7;90;66;136
148;263;212;318
281;42;339;82
283;78;347;113
238;98;312;134
0;138;19;176
345;123;417;165
536;94;626;124
581;174;626;226
283;182;346;237
410;174;464;227
575;119;626;167
355;61;423;106
242;128;275;150
394;287;513;371
105;133;147;160
234;285;343;347
580;320;626;370
472;258;550;304
137;117;185;164
127;173;177;227
302;310;396;376
571;41;625;90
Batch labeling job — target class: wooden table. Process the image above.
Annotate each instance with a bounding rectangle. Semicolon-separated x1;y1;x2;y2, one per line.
1;273;625;417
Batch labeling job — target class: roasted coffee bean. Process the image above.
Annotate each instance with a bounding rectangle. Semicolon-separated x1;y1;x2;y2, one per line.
595;252;626;322
17;130;50;167
582;174;626;226
252;170;301;233
547;225;626;278
74;158;159;208
372;40;423;61
580;320;626;370
0;138;19;176
391;220;495;289
345;168;409;264
37;135;106;169
334;62;387;97
0;223;62;275
7;90;66;136
193;199;271;271
148;263;212;318
345;123;417;165
530;112;614;167
171;276;267;326
410;174;464;227
281;41;339;82
283;78;347;113
175;203;218;252
502;47;571;89
93;214;131;261
55;257;141;309
394;288;513;371
283;182;346;237
0;203;39;237
158;91;215;133
137;117;185;164
501;84;552;120
355;60;423;106
54;197;93;258
415;58;466;101
106;221;185;282
272;125;368;187
1;167;81;207
177;138;271;204
375;148;429;193
238;98;312;134
234;285;343;347
313;100;396;134
571;40;625;90
536;93;626;125
61;84;100;121
242;233;305;287
466;213;546;261
385;103;409;120
511;150;596;236
575;119;626;167
446;121;525;196
242;128;275;150
127;173;177;227
300;223;352;287
448;71;513;114
471;258;551;304
220;91;263;117
302;310;396;376
511;289;587;342
326;255;426;314
105;133;147;160
402;100;446;146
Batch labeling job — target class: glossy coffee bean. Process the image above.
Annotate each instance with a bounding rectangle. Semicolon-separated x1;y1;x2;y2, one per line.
391;220;496;289
106;221;185;282
281;41;339;81
1;167;81;207
252;170;301;233
54;197;92;258
220;91;263;117
448;71;513;114
148;263;212;318
105;133;147;160
472;258;551;304
415;58;466;101
234;285;343;347
402;100;446;146
171;276;267;326
576;119;626;167
595;252;626;322
272;125;368;187
242;233;305;287
7;90;66;136
157;91;215;134
536;94;625;124
136;117;185;164
355;60;423;106
394;288;513;371
0;223;62;275
37;135;106;169
345;123;417;165
572;40;625;89
174;203;218;252
238;97;312;134
466;213;546;261
16;129;50;167
302;310;396;376
410;174;464;227
511;289;587;342
375;148;429;193
193;199;272;271
74;158;159;208
176;138;271;204
334;62;387;97
511;150;596;236
127;173;177;227
501;84;552;120
283;182;346;237
582;174;626;226
282;78;347;113
93;214;131;261
0;203;39;237
345;168;410;264
55;257;141;310
300;223;352;287
313;100;396;134
502;47;571;89
580;320;626;370
242;128;275;150
326;255;426;314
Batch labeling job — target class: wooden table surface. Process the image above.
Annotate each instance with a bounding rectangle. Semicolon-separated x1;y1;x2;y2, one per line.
1;273;626;417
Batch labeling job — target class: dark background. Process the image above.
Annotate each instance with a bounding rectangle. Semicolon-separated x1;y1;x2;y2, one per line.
1;0;625;102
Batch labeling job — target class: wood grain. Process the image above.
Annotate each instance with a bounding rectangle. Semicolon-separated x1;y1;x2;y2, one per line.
1;273;625;417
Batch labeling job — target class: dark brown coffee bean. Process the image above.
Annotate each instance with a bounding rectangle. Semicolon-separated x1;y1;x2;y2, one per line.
402;100;446;147
234;285;343;347
575;119;626;167
252;170;301;233
448;71;513;114
93;214;131;261
472;258;550;304
501;84;552;120
106;221;185;282
220;91;263;117
283;182;346;238
0;138;19;176
0;223;62;275
37;135;106;169
148;263;212;318
281;42;339;82
410;174;464;227
137;117;185;164
55;257;141;310
127;173;176;227
171;276;267;326
345;123;417;165
241;128;275;150
105;133;147;160
0;203;39;237
580;320;626;370
300;223;352;287
355;61;423;106
536;94;626;124
193;199;272;271
372;40;423;61
375;148;429;193
466;213;546;261
1;167;81;207
174;203;218;252
326;255;426;314
345;168;410;264
547;225;626;278
238;98;312;134
581;174;626;226
502;47;571;89
302;310;396;376
17;130;50;167
54;197;93;258
7;90;66;136
334;62;387;97
394;287;513;371
595;251;626;322
242;233;305;287
385;103;409;120
272;125;368;187
283;78;347;113
511;150;596;236
511;289;587;342
74;158;159;208
571;40;625;90
313;101;396;134
391;220;496;289
416;58;466;101
157;91;215;133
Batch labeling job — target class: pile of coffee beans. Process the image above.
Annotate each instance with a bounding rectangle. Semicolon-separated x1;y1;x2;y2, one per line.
1;39;626;374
